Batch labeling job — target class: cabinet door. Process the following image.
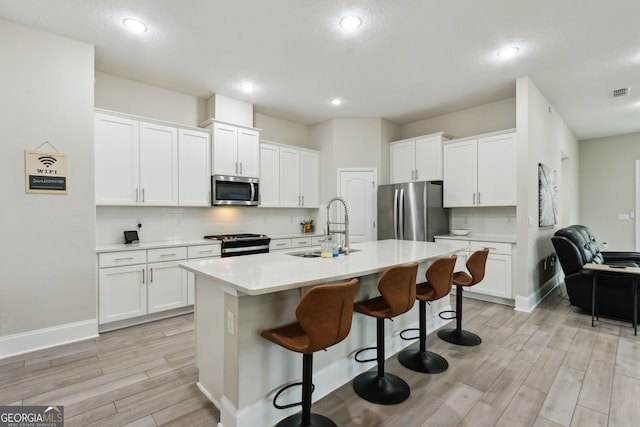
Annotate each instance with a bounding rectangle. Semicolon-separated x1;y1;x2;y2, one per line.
139;122;178;205
259;143;280;207
99;265;146;324
95;114;139;205
477;133;516;206
179;129;211;206
415;136;443;181
280;147;301;207
443;140;477;207
390;140;415;184
147;261;188;313
212;123;238;176
470;253;512;298
269;238;292;251
300;150;319;207
237;128;260;177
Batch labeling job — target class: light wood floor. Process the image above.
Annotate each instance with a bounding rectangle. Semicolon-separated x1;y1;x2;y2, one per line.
2;289;639;426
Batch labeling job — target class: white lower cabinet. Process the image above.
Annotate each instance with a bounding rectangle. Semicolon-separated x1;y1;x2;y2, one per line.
147;261;188;313
98;264;147;324
436;238;513;299
98;243;220;328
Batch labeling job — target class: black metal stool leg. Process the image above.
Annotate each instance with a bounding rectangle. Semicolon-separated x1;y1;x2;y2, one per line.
437;286;482;346
398;301;448;373
353;318;410;405
276;353;337;427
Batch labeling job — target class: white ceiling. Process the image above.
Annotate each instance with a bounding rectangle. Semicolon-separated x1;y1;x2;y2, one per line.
1;0;639;140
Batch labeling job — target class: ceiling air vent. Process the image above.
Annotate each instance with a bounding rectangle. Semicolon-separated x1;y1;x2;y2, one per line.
611;87;630;98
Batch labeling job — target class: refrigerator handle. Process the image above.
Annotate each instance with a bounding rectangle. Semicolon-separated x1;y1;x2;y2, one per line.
399;188;405;240
393;189;399;239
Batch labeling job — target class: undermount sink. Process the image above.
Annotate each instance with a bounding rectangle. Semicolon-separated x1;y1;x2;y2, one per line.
287;248;360;258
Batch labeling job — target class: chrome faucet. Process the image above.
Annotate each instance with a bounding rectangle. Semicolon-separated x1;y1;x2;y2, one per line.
326;197;349;254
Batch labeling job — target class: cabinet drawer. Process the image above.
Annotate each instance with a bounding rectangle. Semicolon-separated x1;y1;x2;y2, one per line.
311;236;326;246
99;250;146;268
270;239;292;250
291;237;312;247
469;241;512;255
187;244;221;259
147;247;187;263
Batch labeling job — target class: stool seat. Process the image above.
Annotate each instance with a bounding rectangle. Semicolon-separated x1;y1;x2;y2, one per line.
453;270;473;286
352;262;418;405
261;279;359;427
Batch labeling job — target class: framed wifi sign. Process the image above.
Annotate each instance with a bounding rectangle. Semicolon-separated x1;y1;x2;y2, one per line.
25;146;68;195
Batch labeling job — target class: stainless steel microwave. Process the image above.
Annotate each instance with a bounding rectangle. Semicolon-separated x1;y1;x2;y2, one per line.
211;175;260;206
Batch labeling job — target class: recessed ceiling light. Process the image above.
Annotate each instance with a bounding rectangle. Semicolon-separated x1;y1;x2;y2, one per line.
240;83;255;92
331;98;343;106
123;18;147;33
497;46;520;59
340;16;362;30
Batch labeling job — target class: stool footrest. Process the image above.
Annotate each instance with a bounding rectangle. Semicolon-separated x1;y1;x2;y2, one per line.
399;328;419;341
438;309;456;320
354;346;377;363
273;381;315;410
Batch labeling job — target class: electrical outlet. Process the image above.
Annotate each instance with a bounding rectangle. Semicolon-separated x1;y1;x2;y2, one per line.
227;311;235;335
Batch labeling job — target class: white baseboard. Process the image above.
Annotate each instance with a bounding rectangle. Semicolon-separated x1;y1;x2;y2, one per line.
514;274;561;313
0;319;98;360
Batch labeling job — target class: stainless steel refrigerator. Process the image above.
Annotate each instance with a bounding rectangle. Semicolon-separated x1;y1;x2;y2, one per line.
378;181;449;241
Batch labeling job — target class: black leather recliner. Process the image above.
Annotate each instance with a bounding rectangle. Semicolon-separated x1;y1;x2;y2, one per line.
551;225;640;321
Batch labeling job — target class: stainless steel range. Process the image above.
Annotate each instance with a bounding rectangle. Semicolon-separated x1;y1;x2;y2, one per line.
204;233;271;257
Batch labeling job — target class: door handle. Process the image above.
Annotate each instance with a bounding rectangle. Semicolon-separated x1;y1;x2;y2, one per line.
393;189;399;239
399;188;405;240
142;269;145;284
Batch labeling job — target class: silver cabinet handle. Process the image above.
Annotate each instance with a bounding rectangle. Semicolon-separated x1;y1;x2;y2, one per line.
473;193;476;205
136;188;139;203
160;253;177;258
115;257;134;262
198;249;214;254
142;269;145;284
142;188;145;203
276;242;287;247
478;192;481;205
301;195;304;206
239;162;243;175
150;267;153;283
415;169;418;180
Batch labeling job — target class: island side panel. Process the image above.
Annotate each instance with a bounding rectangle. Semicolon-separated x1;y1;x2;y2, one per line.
195;274;225;406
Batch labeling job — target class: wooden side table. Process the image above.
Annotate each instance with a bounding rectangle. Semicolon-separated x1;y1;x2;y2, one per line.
583;263;638;335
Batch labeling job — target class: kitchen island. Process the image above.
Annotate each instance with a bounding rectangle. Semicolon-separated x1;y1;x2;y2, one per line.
180;239;467;427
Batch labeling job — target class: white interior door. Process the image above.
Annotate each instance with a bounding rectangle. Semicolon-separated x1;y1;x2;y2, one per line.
338;168;377;243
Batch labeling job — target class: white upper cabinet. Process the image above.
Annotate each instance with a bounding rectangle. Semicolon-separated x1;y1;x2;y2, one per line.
211;121;260;178
178;129;211;206
95;111;211;207
260;141;319;208
443;130;516;207
139;122;178;205
259;143;280;207
390;132;449;184
300;150;319;208
95;114;140;205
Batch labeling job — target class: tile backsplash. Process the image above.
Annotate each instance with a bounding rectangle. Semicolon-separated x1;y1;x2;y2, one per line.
449;206;516;235
96;206;323;245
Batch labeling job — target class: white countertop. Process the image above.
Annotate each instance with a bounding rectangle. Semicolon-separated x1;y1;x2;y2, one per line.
434;234;516;244
180;239;468;296
96;238;219;253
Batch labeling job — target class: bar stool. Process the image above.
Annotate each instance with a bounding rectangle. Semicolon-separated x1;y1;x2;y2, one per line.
437;249;489;346
261;278;359;427
352;262;418;405
398;255;456;373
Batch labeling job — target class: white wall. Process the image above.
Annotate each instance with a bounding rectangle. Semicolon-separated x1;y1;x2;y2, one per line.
95;71;208;126
401;97;516;139
0;20;96;342
254;112;309;148
579;132;640;250
515;76;579;310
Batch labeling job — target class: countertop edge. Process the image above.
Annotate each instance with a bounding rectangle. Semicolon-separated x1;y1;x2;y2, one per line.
434;234;516;244
96;239;219;253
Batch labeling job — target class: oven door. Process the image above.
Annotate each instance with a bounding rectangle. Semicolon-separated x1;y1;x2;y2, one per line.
212;175;260;206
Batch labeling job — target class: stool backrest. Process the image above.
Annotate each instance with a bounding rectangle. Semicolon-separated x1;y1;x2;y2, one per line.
296;278;359;352
466;249;489;285
378;262;419;317
426;255;457;300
